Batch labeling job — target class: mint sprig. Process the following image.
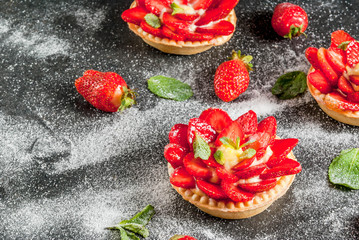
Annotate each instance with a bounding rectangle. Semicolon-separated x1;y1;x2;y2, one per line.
148;76;193;101
329;148;359;190
193;133;211;160
271;71;307;99
214;150;224;165
106;205;155;239
144;13;161;29
171;3;184;15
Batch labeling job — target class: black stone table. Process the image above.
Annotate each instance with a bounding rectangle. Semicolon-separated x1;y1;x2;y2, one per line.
1;0;358;239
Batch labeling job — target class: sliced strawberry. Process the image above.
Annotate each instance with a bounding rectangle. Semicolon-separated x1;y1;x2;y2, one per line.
330;30;355;48
305;47;321;70
190;0;213;10
215;121;244;147
201;108;232;132
256;148;266;160
338;76;355;94
169;124;189;148
232;155;256;171
162;12;190;34
349;75;359;85
346;40;359;67
260;158;301;180
145;0;171;16
121;7;148;25
170;166;196;188
202;154;223;168
196;179;227;199
185;32;214;41
324;92;359;111
140;21;163;37
246;116;277;152
208;0;222;9
217;0;239;13
266;138;298;168
326;47;346;74
195;8;225;26
135;0;146;8
347;92;359;103
216;167;239;183
162;26;185;41
164;143;188;168
196;20;234;36
234;163;267;179
187;118;217;149
238;179;277;193
175;13;200;21
235;110;258;135
317;48;339;86
183;153;212;178
307;69;333;94
221;180;254;202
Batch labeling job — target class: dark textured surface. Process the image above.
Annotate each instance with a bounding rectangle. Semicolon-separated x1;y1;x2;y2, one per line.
1;0;359;239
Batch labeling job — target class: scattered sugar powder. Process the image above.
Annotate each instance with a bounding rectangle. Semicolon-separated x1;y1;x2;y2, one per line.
0;18;10;34
74;8;106;31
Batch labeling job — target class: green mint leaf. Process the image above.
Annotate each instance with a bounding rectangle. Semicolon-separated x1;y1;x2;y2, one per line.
120;205;155;226
120;223;149;238
235;137;241;149
337;41;359;50
126;231;141;240
193;133;211;160
239;139;255;149
148;76;193;101
271;71;307;100
171;3;184;15
329;148;359;190
144;13;161;29
238;148;256;161
119;227;139;240
214;150;225;165
219;137;236;149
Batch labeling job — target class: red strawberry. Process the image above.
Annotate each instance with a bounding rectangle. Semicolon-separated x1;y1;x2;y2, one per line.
135;0;146;8
235;110;258;135
164;143;188;168
347;92;359;103
195;8;225;26
349;75;359;85
140;20;163;37
121;7;148;25
184;32;214;41
201;108;232;132
234;163;267;179
307;69;332;94
162;12;190;34
208;0;222;9
196;179;227;199
326;47;346;74
202;154;223;168
324;92;359;111
221;180;254;202
183;153;212;178
338;76;354;94
330;30;355;48
271;3;308;39
214;50;253;102
170;166;196;188
260;158;301;180
170;235;198;240
75;70;136;112
266;138;298;168
196;20;234;36
169;124;189;148
317;48;339;86
346;40;359;67
175;13;200;21
238;179;277;193
162;26;185;41
217;0;239;12
305;47;321;70
190;0;213;10
187;118;217;149
216;167;239;183
232;155;256;171
215;121;244;147
248;116;277;150
145;0;171;16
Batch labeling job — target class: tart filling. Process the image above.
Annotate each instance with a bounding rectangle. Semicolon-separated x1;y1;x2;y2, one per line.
164;108;302;218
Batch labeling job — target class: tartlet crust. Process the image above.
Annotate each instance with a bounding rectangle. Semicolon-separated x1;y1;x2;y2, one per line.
168;151;297;219
307;67;359;126
127;1;237;55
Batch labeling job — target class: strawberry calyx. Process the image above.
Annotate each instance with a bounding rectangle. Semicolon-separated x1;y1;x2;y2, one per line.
230;50;253;71
284;24;307;40
117;86;137;112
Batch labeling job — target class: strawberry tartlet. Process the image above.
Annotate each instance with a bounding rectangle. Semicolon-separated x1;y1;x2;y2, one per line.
164;108;302;219
121;0;239;55
305;30;359;126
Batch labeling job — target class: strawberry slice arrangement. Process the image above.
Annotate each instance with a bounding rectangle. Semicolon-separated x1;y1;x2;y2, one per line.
121;0;239;41
164;108;302;203
305;30;359;111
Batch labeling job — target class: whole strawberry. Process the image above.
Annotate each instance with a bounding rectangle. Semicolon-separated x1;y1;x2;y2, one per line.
75;70;136;112
214;50;253;102
271;2;308;39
